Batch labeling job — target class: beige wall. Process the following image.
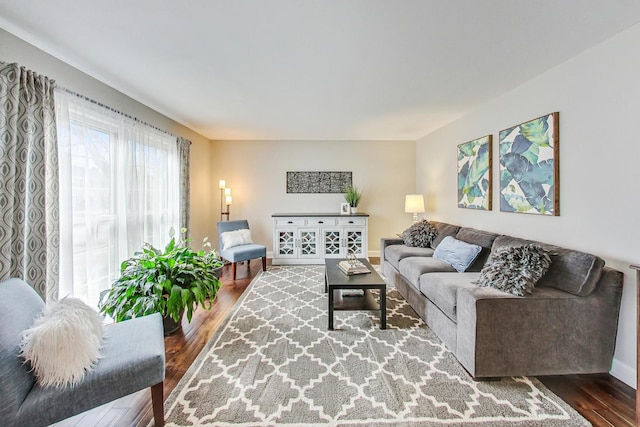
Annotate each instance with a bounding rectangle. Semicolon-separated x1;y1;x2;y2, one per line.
416;23;640;387
0;28;215;245
210;140;416;256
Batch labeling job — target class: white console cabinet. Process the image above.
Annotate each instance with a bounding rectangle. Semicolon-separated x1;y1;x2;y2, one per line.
272;213;369;265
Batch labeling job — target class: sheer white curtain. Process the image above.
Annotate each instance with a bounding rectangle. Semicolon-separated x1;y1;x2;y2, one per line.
55;89;180;308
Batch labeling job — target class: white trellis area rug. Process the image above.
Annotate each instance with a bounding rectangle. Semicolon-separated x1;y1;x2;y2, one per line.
161;265;589;427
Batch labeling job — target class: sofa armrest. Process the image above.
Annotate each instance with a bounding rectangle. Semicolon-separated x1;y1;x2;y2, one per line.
380;237;404;265
455;268;622;378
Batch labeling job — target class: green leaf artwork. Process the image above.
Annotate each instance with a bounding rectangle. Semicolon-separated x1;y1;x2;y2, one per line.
457;135;492;210
499;112;559;215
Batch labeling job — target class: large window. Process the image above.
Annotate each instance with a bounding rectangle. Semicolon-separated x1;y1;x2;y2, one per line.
55;90;180;308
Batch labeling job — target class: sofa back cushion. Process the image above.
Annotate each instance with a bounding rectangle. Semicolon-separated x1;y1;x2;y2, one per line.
430;221;461;249
455;227;499;272
491;235;604;296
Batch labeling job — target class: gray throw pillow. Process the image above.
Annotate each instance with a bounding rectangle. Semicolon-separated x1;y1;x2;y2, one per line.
402;220;438;248
473;244;551;296
433;236;482;272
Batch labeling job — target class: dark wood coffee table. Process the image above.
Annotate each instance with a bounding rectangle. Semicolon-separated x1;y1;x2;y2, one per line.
324;258;387;330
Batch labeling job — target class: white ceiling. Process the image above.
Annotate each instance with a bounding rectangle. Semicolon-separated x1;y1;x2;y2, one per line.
1;1;640;141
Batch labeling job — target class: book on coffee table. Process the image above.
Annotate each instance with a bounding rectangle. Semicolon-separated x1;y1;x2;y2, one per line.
340;289;365;297
338;260;371;275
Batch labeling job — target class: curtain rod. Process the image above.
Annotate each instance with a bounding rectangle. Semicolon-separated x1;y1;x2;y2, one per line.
59;86;178;139
2;61;191;144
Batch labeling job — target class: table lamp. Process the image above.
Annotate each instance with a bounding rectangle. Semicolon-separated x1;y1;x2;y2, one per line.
405;194;425;223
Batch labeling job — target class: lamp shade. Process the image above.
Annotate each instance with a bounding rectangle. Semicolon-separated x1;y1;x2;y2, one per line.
405;194;425;213
225;195;232;206
219;179;226;189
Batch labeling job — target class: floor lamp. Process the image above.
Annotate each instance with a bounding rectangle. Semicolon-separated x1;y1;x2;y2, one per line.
219;180;232;221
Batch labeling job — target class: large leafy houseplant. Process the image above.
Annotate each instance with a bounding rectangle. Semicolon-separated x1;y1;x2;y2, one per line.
99;229;223;329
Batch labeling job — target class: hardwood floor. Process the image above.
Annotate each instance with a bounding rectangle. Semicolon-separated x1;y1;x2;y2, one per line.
54;259;635;427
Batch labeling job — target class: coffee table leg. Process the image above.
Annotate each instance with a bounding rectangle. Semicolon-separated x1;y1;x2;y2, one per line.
380;288;386;329
328;288;334;330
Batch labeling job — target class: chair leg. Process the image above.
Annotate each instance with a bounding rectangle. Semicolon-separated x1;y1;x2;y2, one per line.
232;262;237;280
262;256;267;271
151;382;164;427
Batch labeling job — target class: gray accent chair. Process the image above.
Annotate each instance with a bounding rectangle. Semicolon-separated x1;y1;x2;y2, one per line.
217;219;267;280
0;278;166;427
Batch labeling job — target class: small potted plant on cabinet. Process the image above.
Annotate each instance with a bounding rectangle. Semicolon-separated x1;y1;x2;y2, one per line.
344;184;362;214
99;229;223;335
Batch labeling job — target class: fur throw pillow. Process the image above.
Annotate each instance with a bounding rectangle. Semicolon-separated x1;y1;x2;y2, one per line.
473;244;551;296
402;220;438;248
20;297;105;388
221;228;253;250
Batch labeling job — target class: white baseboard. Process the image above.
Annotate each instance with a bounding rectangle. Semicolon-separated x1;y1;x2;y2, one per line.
267;251;382;260
610;357;636;389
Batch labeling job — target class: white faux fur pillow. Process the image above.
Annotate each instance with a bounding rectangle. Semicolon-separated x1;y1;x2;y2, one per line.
20;297;106;388
221;228;253;250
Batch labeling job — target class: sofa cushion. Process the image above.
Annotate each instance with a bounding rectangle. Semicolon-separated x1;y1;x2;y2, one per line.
433;236;482;272
473;244;552;296
401;219;438;248
430;221;461;249
399;256;456;290
491;235;604;296
455;227;499;272
384;245;434;269
419;272;480;321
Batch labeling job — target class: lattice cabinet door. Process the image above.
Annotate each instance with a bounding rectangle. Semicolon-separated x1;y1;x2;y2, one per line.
322;228;343;258
275;228;297;258
345;227;367;257
298;228;319;259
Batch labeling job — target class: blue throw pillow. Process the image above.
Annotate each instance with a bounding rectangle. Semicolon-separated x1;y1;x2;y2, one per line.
433;236;482;272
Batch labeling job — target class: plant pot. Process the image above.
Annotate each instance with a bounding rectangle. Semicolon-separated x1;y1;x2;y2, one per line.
163;310;184;335
350;207;358;214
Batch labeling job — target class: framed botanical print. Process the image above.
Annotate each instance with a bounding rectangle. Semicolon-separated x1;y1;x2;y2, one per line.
499;112;559;215
457;135;492;210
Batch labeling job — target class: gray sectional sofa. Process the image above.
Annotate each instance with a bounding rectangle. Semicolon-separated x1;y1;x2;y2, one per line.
381;221;623;379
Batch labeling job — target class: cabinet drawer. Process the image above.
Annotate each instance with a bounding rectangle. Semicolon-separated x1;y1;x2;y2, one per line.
336;218;366;226
306;218;336;226
275;218;305;226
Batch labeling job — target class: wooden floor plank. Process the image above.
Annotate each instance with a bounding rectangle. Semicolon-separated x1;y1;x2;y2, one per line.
51;259;635;426
593;407;635;427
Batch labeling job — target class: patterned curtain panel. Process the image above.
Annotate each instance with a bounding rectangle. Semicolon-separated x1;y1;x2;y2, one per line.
177;136;191;236
0;62;59;301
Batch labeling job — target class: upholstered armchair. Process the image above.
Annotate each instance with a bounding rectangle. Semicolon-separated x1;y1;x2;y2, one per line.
0;278;166;427
217;219;267;280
